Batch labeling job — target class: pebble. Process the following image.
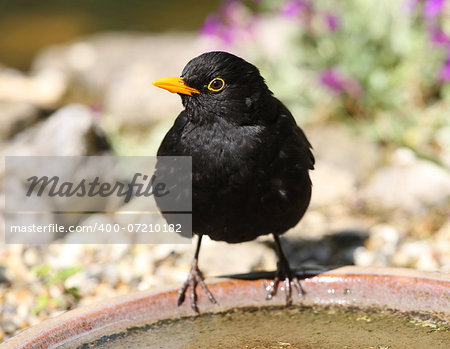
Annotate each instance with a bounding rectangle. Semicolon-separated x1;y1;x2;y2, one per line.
32;33;201;128
361;148;450;214
0;266;8;285
0;102;40;141
435;126;450;167
354;246;376;267
22;248;41;267
0;68;67;108
366;224;400;255
2;104;109;159
391;240;440;271
199;238;277;276
309;162;356;208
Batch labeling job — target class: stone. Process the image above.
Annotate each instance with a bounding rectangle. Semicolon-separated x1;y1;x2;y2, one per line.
46;244;85;269
0;67;67;108
306;124;380;208
290;210;330;239
435;126;450;168
366;224;400;255
151;244;192;263
391;240;439;271
354;224;400;268
32;33;202;128
2;104;109;157
436;221;450;257
22;248;41;267
0;265;9;285
64;272;98;297
1;105;111;243
354;246;377;267
198;237;277;276
361;148;450;214
306;124;380;180
0;102;40;141
309;162;355;208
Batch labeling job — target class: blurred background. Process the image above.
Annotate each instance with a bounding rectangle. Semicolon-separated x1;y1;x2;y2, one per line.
0;0;449;342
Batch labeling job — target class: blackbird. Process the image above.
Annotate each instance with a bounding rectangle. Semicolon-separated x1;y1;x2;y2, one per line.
153;51;314;312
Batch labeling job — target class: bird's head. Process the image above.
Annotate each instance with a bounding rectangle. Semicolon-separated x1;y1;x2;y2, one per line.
153;51;272;125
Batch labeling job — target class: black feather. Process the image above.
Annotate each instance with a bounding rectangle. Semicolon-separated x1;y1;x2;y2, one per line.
157;51;314;243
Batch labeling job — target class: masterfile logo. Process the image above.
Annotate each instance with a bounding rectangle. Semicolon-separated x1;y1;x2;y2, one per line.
25;173;170;203
4;156;192;244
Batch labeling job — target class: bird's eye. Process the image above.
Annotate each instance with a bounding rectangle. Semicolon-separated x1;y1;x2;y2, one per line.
207;78;225;92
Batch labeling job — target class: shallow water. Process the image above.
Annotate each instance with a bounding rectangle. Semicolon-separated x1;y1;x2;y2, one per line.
79;306;449;349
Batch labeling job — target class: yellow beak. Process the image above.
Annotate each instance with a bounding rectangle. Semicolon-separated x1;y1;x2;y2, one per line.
152;77;200;96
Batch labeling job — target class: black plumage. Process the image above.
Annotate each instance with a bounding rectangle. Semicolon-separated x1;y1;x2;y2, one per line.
154;51;314;311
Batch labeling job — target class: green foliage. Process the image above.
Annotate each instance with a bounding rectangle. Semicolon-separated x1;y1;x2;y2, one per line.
45;266;82;286
244;0;449;164
30;265;82;314
261;1;435;113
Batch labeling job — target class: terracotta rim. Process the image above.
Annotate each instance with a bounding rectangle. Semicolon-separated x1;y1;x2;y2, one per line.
2;266;449;348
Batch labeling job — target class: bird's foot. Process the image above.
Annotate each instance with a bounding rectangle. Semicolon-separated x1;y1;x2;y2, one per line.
264;260;304;306
177;259;217;313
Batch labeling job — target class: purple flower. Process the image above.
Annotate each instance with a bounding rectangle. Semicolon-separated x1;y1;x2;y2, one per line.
438;58;450;82
319;68;363;98
324;13;340;32
222;0;240;19
424;0;444;19
200;19;236;45
429;26;450;46
408;0;446;19
319;68;346;92
220;27;236;45
282;0;306;18
200;1;238;44
405;0;420;14
200;0;258;46
200;14;222;36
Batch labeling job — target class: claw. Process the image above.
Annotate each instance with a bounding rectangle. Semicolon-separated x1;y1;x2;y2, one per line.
293;276;304;296
264;272;304;305
177;281;188;306
265;278;281;300
284;277;292;305
265;234;305;305
177;259;217;313
198;276;217;304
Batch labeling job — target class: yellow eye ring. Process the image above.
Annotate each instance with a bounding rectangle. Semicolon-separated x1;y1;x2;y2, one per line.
207;78;225;92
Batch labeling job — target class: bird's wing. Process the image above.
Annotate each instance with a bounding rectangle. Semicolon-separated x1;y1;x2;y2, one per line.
275;99;315;171
157;110;188;156
294;125;315;170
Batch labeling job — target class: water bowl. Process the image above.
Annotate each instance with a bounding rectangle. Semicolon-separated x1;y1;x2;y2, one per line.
2;266;449;348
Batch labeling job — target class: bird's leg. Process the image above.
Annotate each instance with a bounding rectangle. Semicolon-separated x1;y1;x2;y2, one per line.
265;234;304;305
177;235;217;312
